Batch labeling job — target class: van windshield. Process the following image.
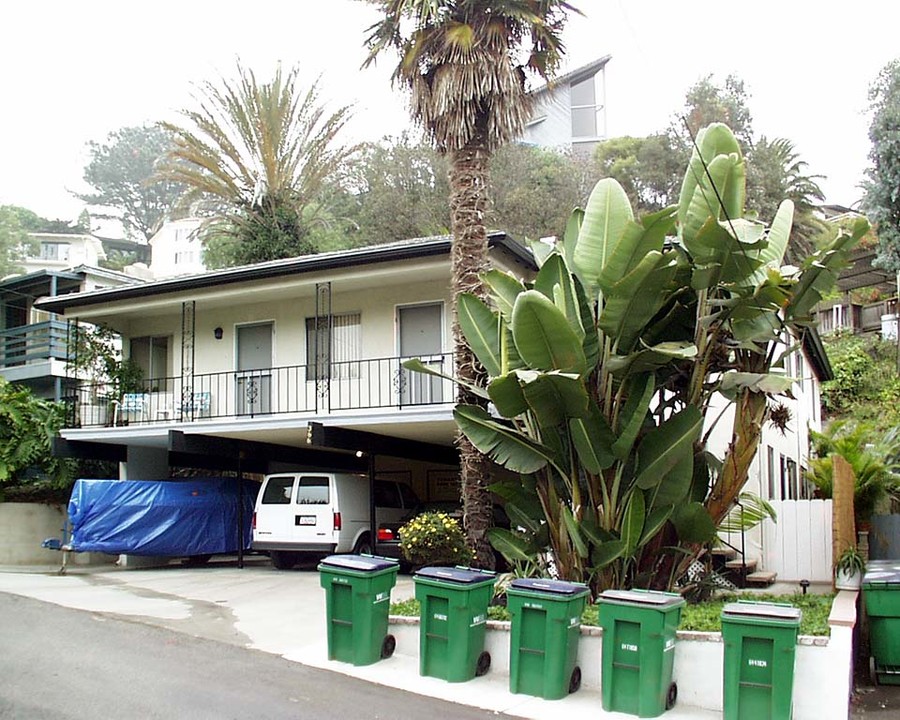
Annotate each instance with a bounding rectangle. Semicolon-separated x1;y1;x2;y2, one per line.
296;476;329;504
261;477;293;504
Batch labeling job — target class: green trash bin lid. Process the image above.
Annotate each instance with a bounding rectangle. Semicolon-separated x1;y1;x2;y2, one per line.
722;601;801;624
863;561;900;587
599;589;684;608
510;578;589;596
415;566;495;584
319;554;398;573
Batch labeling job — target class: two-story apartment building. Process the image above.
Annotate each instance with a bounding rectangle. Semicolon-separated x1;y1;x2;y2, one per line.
38;234;536;499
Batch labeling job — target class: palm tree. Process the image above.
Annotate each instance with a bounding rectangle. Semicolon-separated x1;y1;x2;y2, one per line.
362;0;579;567
157;63;354;267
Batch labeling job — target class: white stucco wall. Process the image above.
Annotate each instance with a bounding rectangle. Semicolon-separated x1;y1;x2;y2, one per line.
0;503;115;567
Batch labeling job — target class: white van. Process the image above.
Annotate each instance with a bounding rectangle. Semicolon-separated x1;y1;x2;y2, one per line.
252;472;419;569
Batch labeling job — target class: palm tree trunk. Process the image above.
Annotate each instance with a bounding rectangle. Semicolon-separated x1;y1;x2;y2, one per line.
448;129;495;570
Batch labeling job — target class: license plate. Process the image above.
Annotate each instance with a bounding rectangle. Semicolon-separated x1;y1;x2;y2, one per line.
296;515;316;526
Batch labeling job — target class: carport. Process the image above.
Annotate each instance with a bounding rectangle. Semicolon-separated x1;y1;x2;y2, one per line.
53;422;459;566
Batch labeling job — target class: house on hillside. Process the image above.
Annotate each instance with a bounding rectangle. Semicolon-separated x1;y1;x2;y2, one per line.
148;218;205;278
521;56;611;154
37;235;535;506
19;233;107;275
0;266;139;400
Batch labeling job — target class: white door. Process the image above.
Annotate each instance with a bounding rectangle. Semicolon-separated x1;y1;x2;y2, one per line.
237;323;272;415
399;304;443;405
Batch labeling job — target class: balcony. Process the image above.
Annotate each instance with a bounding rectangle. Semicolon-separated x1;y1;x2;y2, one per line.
0;320;69;370
64;353;457;428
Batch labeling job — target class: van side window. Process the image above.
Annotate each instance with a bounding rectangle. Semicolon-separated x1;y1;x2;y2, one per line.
261;477;294;504
296;476;329;504
374;480;401;508
398;483;420;509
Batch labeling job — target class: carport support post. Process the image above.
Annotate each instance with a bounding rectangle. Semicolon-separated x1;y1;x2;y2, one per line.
237;452;244;570
368;452;376;557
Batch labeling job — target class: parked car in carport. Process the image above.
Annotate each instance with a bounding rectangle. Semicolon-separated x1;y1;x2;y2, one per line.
375;500;511;570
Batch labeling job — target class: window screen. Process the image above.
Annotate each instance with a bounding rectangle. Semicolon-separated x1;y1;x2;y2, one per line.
296;476;330;504
261;477;294;504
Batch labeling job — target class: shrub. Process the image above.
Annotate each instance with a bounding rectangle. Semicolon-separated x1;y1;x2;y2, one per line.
399;511;474;567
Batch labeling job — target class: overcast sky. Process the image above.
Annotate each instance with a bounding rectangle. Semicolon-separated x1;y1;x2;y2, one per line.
1;0;897;225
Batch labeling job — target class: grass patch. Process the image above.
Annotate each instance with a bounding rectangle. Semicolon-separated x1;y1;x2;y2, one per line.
390;591;833;636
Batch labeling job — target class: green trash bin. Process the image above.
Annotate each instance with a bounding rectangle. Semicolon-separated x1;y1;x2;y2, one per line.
721;600;801;720
598;589;684;718
863;560;900;686
413;566;495;682
318;554;399;666
507;578;590;699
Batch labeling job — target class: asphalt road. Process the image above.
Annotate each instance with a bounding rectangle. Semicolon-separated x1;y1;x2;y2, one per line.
0;592;510;720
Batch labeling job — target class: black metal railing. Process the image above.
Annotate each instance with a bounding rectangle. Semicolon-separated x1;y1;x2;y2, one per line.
0;320;68;369
64;353;456;428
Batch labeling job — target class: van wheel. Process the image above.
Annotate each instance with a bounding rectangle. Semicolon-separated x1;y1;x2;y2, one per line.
353;535;373;556
270;551;296;570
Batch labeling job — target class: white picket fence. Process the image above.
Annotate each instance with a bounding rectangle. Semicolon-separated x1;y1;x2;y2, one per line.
762;499;833;583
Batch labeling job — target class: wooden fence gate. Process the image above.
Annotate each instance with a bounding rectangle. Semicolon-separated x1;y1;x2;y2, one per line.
761;499;833;583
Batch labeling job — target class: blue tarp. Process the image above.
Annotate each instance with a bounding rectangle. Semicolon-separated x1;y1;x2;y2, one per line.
68;477;258;557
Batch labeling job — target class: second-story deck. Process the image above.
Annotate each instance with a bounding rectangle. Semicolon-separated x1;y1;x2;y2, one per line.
65;353;457;429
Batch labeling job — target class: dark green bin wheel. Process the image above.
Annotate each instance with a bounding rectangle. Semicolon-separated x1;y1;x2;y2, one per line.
869;656;879;686
475;651;491;676
666;682;678;710
568;666;582;694
381;634;396;659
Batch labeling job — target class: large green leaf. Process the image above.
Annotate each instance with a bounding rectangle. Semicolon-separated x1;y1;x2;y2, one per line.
719;492;777;533
787;218;867;319
402;358;489;400
598;252;678;353
535;253;583;338
597;206;677;293
591;539;626;568
454;405;557;474
678;124;744;241
457;293;502;376
504;501;544;534
573;178;634;294
681;153;744;256
635;405;703;490
670;502;717;543
574;274;600;368
647;453;693;507
487;373;528;418
487;527;537;563
580;517;613;545
606;341;698;376
561;506;589;559
511;290;586;373
748;199;793;286
520;372;589;428
484;269;525;324
718;371;796;400
639;504;674;547
612;373;655;460
621;489;646;555
569;403;616;474
562;207;583;273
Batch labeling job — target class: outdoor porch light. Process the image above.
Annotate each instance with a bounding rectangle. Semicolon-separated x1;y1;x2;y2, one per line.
214;327;223;340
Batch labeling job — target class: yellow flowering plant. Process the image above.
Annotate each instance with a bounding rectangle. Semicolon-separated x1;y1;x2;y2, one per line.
398;511;474;567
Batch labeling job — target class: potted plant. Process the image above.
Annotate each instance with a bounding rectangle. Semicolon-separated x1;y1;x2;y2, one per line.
834;546;866;590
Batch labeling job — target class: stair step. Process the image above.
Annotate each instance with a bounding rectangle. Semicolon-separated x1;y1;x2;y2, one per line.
745;571;778;586
711;547;737;557
725;558;758;572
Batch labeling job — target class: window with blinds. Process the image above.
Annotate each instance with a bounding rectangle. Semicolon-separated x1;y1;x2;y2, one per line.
305;313;361;380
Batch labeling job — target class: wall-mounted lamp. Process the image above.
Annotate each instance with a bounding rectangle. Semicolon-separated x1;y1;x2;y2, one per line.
214;327;224;340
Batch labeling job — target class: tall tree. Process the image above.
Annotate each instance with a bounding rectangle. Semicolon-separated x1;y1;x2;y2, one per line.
746;136;826;263
157;63;355;267
593;134;683;214
0;206;33;276
864;59;900;271
79;125;184;242
363;0;578;567
345;134;450;244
